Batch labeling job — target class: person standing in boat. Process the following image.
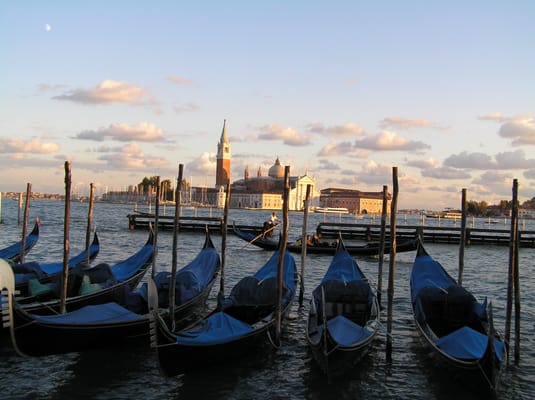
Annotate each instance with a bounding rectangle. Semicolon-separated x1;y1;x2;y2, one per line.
262;212;281;237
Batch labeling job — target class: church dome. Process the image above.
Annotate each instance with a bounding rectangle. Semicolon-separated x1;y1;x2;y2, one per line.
268;157;284;178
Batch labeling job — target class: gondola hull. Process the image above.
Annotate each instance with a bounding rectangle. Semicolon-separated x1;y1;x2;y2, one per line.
17;231;155;314
410;242;506;397
1;231;220;356
413;317;503;397
149;248;297;377
308;326;377;377
0;219;40;263
306;239;380;378
152;310;282;377
13;232;100;297
233;226;418;256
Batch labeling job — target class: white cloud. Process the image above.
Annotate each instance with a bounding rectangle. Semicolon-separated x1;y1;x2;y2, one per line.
257;124;311;146
76;122;165;142
98;143;170;170
498;118;535;146
306;122;364;137
405;157;439;169
0;137;59;154
354;130;430;151
422;166;471;180
186;152;216;176
53;80;150;105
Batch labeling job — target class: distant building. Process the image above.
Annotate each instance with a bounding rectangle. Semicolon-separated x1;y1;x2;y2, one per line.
230;157;318;211
319;188;391;214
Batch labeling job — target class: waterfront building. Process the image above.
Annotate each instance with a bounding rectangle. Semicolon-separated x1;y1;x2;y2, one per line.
229;157;318;211
319;188;391;214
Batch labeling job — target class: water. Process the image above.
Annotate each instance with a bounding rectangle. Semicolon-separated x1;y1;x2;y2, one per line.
0;199;533;399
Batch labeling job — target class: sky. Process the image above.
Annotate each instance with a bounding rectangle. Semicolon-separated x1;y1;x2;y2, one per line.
1;1;534;210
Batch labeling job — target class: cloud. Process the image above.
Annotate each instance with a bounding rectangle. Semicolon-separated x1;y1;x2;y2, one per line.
478;112;509;122
173;102;200;113
405;157;439;169
472;171;517;197
257;124;311;146
354;131;431;151
0;137;59;154
357;160;394;185
318;159;341;170
75;122;165;142
494;150;535;169
498;117;535;146
444;151;494;169
98;143;170;170
53;80;150;105
379;117;434;130
422;166;471;180
444;150;535;170
524;169;535;180
186;152;216;176
167;76;192;85
306;122;364;137
317;141;355;156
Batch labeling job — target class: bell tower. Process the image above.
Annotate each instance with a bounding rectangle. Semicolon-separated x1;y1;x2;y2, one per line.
216;119;231;187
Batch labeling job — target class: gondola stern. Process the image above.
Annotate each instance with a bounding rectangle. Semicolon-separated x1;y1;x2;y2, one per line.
0;259;31;357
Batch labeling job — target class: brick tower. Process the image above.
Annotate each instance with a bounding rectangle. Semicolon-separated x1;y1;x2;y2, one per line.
216;119;230;187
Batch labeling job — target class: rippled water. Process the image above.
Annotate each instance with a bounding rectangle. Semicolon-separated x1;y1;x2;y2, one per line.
0;199;533;399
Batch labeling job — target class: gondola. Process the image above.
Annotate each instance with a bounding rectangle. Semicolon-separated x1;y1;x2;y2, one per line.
306;237;380;378
410;241;506;397
0;230;220;357
10;231;100;297
233;224;418;256
14;230;155;315
148;246;297;377
0;218;40;263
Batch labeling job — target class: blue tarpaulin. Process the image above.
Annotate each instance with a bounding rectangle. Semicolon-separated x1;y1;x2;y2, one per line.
30;302;144;325
318;315;371;346
435;326;506;362
175;312;253;345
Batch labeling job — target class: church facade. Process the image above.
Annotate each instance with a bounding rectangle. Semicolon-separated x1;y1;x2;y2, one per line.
229;157;318;211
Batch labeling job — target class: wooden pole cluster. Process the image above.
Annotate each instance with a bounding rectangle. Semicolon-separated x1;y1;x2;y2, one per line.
299;184;312;306
19;183;31;264
169;165;183;329
218;182;231;308
386;167;399;362
458;188;467;284
85;183;95;265
60;162;71;314
505;178;521;362
275;165;290;345
377;185;388;307
152;176;161;278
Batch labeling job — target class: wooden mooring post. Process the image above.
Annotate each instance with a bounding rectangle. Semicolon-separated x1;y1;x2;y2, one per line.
60;162;71;314
458;188;467;284
505;178;521;363
386;167;398;362
377;185;388;308
299;184;312;307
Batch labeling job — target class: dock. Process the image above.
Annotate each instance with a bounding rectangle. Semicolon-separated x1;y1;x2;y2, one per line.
126;213;535;248
127;213;261;234
316;222;535;248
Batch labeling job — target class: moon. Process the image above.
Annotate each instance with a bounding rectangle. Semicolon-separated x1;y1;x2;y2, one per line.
45;24;51;32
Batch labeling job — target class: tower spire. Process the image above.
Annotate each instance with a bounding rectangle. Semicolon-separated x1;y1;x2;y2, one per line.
216;119;231;187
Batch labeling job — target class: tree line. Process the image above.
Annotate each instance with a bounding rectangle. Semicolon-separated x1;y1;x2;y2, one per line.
467;197;535;216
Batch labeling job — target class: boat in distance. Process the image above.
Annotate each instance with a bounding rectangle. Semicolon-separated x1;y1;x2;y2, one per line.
233;224;419;256
313;207;350;214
